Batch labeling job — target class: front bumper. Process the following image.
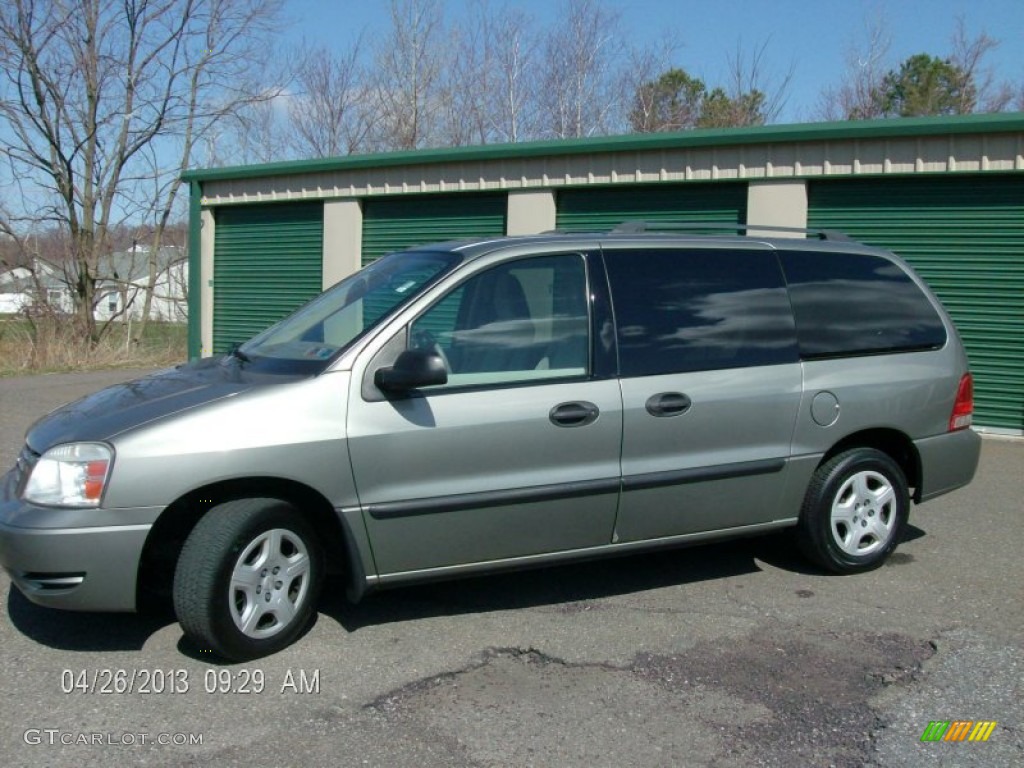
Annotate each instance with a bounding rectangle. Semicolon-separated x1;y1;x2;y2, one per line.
1;468;159;612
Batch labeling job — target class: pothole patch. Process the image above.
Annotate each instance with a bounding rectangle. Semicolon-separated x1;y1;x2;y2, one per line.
633;630;936;767
369;648;729;766
364;632;935;767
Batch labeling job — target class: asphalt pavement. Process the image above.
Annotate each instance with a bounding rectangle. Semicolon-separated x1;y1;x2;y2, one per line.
0;368;1020;767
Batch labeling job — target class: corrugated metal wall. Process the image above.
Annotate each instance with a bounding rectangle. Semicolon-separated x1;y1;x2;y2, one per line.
808;175;1024;431
212;203;323;353
555;184;747;232
361;194;507;266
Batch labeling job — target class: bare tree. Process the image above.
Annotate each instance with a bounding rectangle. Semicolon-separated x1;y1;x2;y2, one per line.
0;0;283;345
233;95;292;165
539;0;627;138
487;5;541;143
815;15;891;121
436;2;541;145
435;2;539;145
949;16;1012;113
0;206;25;269
436;2;491;147
370;0;447;150
717;40;793;126
289;39;374;157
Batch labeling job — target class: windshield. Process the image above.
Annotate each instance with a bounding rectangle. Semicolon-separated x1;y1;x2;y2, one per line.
234;249;462;373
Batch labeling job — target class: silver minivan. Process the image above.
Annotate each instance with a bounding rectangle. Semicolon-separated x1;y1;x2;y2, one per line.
0;230;981;660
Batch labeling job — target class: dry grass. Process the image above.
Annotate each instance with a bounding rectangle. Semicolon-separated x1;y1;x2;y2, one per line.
0;316;187;376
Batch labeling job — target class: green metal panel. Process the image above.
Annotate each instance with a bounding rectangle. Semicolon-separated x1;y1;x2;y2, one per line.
213;203;323;354
361;194;507;266
555;183;747;232
808;175;1024;431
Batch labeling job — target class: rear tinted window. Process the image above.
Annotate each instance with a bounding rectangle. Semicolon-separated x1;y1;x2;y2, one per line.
779;250;947;359
604;249;799;376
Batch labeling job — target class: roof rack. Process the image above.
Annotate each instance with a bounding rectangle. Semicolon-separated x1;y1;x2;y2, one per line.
609;221;851;241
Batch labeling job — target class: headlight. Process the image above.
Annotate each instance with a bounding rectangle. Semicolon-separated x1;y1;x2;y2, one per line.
23;443;113;507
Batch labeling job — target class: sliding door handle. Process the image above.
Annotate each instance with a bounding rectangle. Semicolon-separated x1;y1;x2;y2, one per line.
645;392;692;417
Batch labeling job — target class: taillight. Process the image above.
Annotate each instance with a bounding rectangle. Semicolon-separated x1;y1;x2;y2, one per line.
949;373;973;431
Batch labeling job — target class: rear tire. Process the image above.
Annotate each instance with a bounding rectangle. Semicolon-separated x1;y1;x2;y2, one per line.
173;498;323;661
797;448;909;574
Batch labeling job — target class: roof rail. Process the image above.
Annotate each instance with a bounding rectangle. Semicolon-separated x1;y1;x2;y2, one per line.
610;221;851;241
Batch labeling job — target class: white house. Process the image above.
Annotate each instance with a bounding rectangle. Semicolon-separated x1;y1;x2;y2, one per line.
94;246;188;322
0;263;72;314
0;266;32;313
0;247;187;321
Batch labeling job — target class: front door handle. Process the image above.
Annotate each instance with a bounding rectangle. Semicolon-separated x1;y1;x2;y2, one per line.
549;401;600;427
645;392;692;417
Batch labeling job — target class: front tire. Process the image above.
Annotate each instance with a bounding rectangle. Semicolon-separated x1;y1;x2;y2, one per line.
797;448;909;574
173;498;323;661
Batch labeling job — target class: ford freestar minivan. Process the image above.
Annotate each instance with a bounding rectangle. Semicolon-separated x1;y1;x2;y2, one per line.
0;228;981;660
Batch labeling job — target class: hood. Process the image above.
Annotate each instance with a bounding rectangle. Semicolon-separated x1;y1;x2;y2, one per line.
25;356;305;453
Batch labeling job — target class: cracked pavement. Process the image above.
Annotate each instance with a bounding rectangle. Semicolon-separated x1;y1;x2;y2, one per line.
1;368;1021;767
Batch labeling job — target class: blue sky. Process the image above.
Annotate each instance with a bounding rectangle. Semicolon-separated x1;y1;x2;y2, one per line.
287;0;1024;122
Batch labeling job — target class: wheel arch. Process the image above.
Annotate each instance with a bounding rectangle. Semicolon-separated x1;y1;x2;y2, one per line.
821;428;923;502
136;477;363;611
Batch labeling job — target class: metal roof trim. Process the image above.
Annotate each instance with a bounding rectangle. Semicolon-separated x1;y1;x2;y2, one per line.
182;113;1024;184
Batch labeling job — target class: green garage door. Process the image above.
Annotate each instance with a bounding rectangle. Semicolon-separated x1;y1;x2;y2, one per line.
213;202;323;354
556;183;747;232
808;176;1024;431
361;194;507;267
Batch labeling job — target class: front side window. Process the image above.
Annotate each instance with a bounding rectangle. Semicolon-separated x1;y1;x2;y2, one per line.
409;254;590;388
604;248;799;377
237;250;460;373
779;250;947;359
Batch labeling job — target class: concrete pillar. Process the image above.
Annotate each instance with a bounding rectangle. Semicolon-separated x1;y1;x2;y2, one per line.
200;208;215;357
323;199;363;289
507;190;557;235
746;180;808;238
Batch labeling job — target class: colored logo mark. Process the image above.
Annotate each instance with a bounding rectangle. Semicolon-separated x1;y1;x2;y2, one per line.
920;721;997;742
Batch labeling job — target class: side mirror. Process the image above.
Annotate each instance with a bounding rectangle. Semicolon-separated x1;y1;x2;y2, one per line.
375;348;448;392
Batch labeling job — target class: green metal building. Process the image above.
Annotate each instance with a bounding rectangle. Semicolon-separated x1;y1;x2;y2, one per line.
183;114;1024;433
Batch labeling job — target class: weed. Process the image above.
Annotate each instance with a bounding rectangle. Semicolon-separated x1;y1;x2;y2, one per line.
0;317;187;376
